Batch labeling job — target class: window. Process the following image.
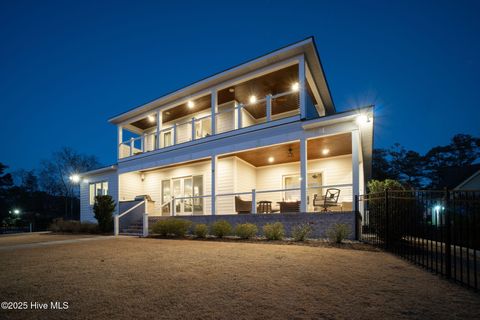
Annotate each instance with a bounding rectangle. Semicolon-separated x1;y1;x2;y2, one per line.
89;181;109;205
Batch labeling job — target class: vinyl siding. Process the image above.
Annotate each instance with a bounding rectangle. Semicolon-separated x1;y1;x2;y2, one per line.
80;170;118;222
119;172;144;201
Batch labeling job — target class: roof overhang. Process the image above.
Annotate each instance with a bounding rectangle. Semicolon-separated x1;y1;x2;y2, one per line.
80;165;117;177
109;37;335;125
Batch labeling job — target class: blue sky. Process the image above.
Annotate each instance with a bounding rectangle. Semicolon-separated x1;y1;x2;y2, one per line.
1;0;479;170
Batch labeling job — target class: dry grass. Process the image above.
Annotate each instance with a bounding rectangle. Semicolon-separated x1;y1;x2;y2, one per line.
1;236;479;320
0;233;99;247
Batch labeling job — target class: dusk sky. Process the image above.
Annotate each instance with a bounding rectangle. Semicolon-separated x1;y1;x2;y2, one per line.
1;0;479;171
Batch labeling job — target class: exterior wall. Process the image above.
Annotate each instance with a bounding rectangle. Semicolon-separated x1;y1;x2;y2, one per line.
119;172;143;201
149;212;356;239
80;170;118;222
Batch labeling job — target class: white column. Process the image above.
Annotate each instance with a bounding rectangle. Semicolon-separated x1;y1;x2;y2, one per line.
299;55;306;119
129;138;134;156
172;124;177;145
156;111;162;149
114;215;119;236
211;90;217;135
352;130;360;201
237;103;243;129
266;94;272;122
211;155;217;215
300;136;308;212
117;126;123;159
251;189;257;214
191;117;196;141
143;199;149;237
141;133;146;152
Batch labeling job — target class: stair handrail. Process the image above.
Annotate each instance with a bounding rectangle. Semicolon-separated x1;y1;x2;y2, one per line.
114;200;146;236
118;200;145;218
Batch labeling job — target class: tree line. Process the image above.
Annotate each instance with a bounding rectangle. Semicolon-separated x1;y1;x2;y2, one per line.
0;147;100;230
372;133;480;189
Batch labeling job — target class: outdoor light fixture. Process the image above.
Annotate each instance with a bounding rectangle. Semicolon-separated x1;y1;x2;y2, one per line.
356;114;369;125
228;88;235;93
291;82;299;92
322;148;330;155
268;156;274;163
187;100;194;109
148;115;155;122
13;209;20;215
69;174;80;183
287;147;293;158
249;95;257;104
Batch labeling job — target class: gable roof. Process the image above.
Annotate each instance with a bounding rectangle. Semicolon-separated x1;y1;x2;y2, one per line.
109;37;335;124
437;164;480;189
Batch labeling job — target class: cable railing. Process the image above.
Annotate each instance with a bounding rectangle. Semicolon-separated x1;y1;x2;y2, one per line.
118;89;302;159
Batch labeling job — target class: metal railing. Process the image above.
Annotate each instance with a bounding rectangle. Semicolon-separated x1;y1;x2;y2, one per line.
118;89;300;159
359;189;480;291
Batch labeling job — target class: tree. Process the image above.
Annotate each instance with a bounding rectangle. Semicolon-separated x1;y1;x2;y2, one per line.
372;148;396;181
0;163;13;188
93;195;115;233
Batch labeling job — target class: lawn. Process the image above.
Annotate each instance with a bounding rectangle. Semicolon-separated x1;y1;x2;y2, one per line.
0;234;479;320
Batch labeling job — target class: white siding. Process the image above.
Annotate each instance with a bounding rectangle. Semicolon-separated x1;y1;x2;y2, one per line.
216;157;235;214
216;102;235;134
119;172;144;201
80;170;118;223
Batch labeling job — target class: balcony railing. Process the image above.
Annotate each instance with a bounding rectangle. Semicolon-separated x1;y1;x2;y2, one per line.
118;90;300;159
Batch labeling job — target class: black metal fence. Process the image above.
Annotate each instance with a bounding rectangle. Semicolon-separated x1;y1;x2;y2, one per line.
359;189;479;291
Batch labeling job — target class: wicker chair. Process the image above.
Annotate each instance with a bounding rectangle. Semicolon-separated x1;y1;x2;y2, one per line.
235;196;251;214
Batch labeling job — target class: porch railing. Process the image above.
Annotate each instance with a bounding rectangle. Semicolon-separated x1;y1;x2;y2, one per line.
157;183;353;216
118;89;300;159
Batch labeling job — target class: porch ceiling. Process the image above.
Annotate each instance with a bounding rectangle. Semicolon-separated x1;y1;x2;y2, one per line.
221;132;352;167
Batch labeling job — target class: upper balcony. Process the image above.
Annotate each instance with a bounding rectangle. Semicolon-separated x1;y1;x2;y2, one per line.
117;61;324;160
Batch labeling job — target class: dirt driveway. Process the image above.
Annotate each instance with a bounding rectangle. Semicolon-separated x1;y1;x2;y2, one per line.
0;235;479;319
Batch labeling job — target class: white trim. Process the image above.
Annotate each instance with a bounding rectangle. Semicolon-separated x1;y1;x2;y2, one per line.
80;165;117;177
455;170;480;190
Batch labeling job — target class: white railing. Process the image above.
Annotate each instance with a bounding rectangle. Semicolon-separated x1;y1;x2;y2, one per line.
154;183;353;216
118;89;300;159
114;200;145;236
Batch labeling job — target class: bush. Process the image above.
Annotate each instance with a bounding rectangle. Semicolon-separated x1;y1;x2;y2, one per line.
49;218;99;234
326;223;351;243
93;195;116;233
210;220;232;238
292;223;312;241
194;224;208;238
235;223;258;239
152;218;192;237
263;222;285;240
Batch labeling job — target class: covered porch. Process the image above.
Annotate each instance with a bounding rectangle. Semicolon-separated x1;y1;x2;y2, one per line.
118;132;358;217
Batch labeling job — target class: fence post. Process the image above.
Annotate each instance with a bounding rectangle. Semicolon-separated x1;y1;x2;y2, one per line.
444;188;452;279
354;195;360;241
385;189;390;250
143;212;149;237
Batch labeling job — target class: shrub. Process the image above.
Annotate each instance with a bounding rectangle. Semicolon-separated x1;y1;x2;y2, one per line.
326;223;351;243
152;218;192;237
194;224;208;238
292;223;312;241
263;222;285;240
210;220;232;238
235;223;258;239
49;218;99;234
93;195;116;233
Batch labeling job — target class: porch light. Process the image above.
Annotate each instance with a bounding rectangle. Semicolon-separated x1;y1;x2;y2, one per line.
187;100;194;109
268;156;275;163
291;82;299;92
356;114;369;125
148;115;155;123
69;174;80;183
322;148;330;155
249;95;257;104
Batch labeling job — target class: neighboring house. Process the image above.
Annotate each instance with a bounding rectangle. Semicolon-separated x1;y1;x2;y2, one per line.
436;164;480;190
79;37;374;235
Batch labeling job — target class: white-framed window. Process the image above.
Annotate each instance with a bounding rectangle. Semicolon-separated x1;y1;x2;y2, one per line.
89;181;109;205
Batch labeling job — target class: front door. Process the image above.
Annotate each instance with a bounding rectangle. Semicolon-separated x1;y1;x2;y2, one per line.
172;177;193;215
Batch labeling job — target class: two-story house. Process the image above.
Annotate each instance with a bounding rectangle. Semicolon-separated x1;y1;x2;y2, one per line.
79;37;374;237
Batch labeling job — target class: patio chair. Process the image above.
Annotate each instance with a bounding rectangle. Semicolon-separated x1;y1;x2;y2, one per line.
235;196;251;214
279;201;300;213
313;188;341;212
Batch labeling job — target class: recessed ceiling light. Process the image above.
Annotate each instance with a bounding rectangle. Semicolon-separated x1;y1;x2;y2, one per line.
229;88;235;93
165;111;170;115
187;100;194;109
268;156;274;163
249;95;257;104
322;148;330;155
291;82;299;92
148;115;155;122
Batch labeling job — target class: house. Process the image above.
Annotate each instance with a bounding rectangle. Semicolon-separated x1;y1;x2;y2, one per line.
436;164;480;190
79;37;374;237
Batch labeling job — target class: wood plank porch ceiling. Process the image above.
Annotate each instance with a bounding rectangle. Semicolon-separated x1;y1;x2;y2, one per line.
221;133;352;167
